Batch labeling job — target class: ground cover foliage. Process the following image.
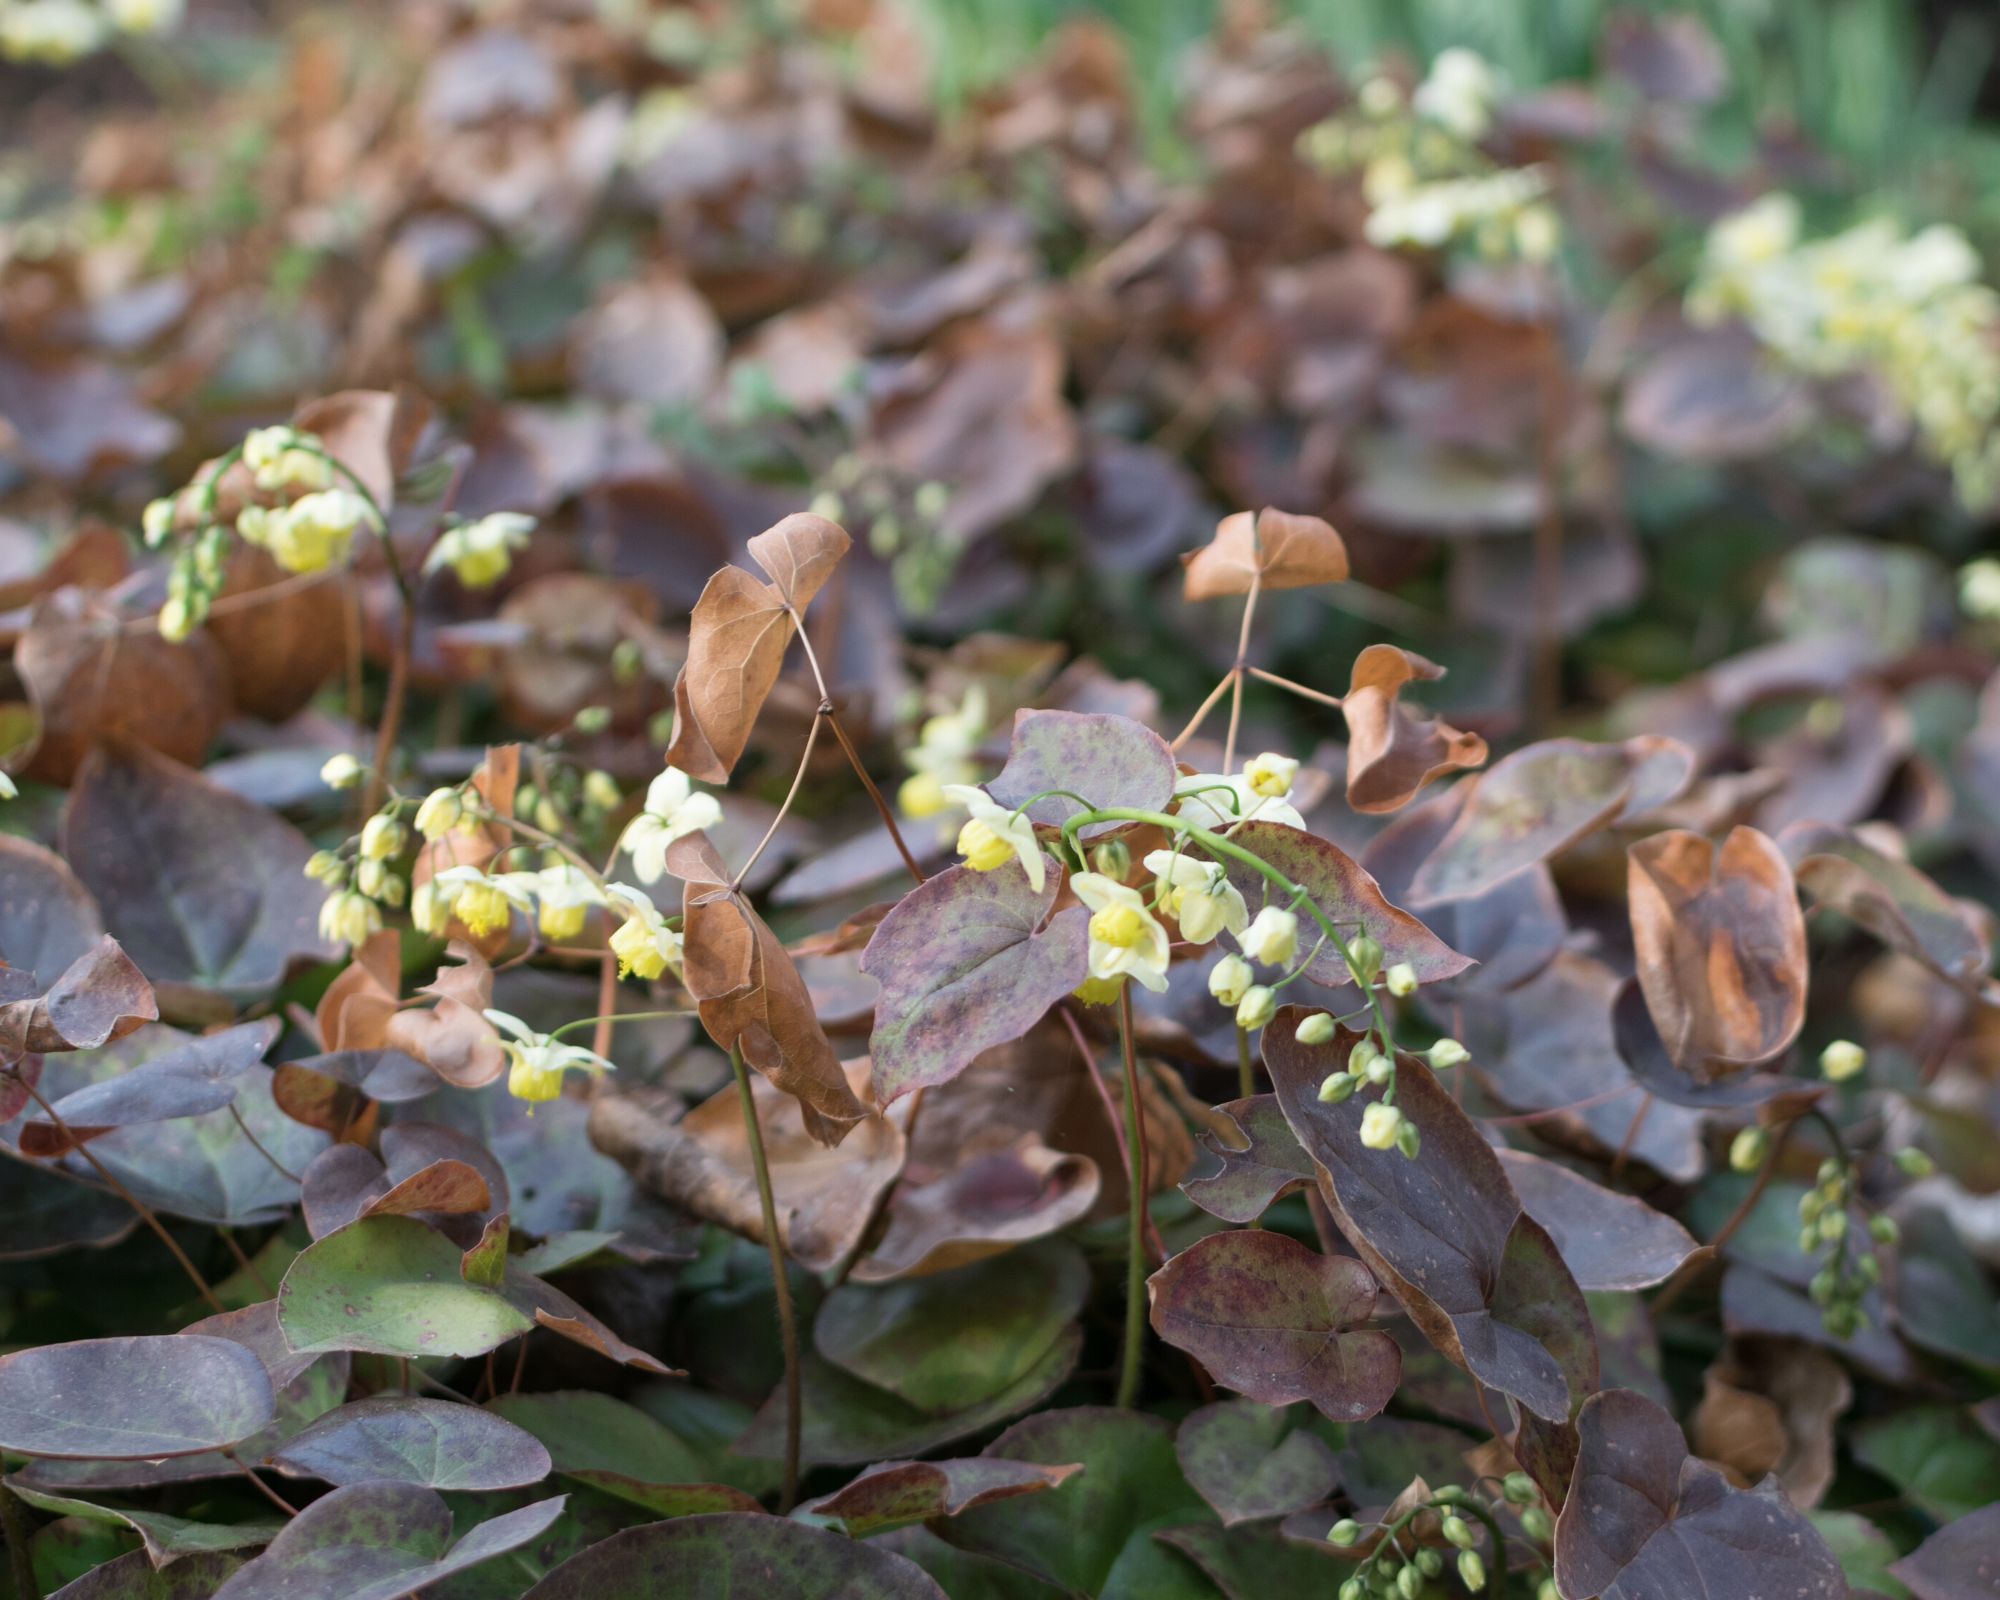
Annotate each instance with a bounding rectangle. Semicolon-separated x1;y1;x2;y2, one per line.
0;2;1998;1597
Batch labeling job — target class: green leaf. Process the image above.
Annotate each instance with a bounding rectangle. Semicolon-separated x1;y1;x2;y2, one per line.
278;1215;534;1359
516;1514;948;1599
484;1391;757;1517
1174;1402;1340;1527
43;1549;244;1599
1853;1407;2000;1523
4;1482;278;1567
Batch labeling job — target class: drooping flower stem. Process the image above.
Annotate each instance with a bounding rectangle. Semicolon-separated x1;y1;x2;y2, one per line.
1116;983;1150;1409
730;1042;801;1510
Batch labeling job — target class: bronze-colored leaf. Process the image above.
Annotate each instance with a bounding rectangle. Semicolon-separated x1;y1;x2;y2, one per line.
1341;646;1487;814
0;936;156;1063
746;512;852;612
674;833;869;1145
1628;827;1806;1078
384;946;505;1090
1688;1338;1849;1508
1182;507;1349;600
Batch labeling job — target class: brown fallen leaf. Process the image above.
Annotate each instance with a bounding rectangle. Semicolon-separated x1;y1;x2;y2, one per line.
665;514;851;783
1342;645;1487;814
1690;1338;1850;1508
1628;826;1807;1079
672;832;869;1145
206;547;351;724
384;943;506;1089
315;929;402;1053
1182;506;1349;600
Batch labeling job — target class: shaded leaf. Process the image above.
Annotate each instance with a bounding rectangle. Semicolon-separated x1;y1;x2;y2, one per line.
1620;331;1809;462
0;834;104;985
3;1482;278;1566
518;1514;947;1600
18;1018;278;1156
210;1483;565;1600
1889;1504;2000;1600
1496;1149;1699;1292
1159;1522;1349;1600
0;936;156;1062
1342;646;1487;814
485;1390;758;1518
62;742;336;1000
1149;1230;1400;1422
270;1397;552;1490
1183;507;1348;600
1175;1401;1341;1527
44;1549;243;1599
0;1335;274;1459
861;858;1087;1107
1181;1095;1316;1225
1851;1407;2000;1524
1553;1388;1843;1600
853;1135;1100;1282
808;1457;1084;1536
984;709;1178;840
1612;979;1817;1111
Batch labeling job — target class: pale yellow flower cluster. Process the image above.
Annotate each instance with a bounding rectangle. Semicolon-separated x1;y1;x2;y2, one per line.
1689;195;2000;507
1300;48;1559;264
0;0;178;66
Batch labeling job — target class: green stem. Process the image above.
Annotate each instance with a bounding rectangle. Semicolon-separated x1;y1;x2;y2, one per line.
730;1043;801;1511
1064;807;1396;1057
1116;985;1149;1409
549;1009;696;1043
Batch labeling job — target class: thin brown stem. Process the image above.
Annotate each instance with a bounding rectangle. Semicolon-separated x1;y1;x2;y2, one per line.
1235;1025;1256;1102
216;1227;273;1296
8;1070;223;1313
1246;666;1343;710
0;1481;38;1600
363;593;417;816
229;1103;302;1184
731;1043;801;1511
1172;670;1236;750
224;1450;298;1516
1652;1117;1800;1317
734;713;823;891
1610;1092;1653;1184
1222;574;1261;774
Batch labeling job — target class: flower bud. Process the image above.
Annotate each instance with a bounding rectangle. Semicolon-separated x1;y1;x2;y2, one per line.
1729;1126;1769;1173
574;704;612;735
612;638;645;684
1521;1506;1553;1542
1442;1515;1474;1550
1236;985;1278;1031
1297;1011;1337;1046
142;497;177;547
1458;1550;1486;1592
1385;962;1418;996
1502;1471;1537;1504
415;787;465;839
1426;1037;1468;1070
1417;1548;1442;1577
1359;1102;1402;1151
1328;1519;1360;1547
1241;906;1300;967
583;770;621;810
898;771;947;819
1091;839;1132;880
1868;1214;1898;1244
1209;953;1254;1007
1817;1207;1848;1244
320;753;363;791
1894;1146;1934;1178
1244;751;1299;798
1395;1118;1421;1160
1339;1581;1363;1600
1318;1071;1356;1104
1364;1051;1395;1086
360;813;406;861
1819;1039;1866;1081
1396;1562;1421;1599
304;850;346;886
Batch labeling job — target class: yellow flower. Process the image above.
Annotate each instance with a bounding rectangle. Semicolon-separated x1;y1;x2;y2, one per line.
415;787;468;840
423;513;535;589
484;1009;614;1106
318;890;382;948
943;786;1045;891
1174;772;1306;832
607;886;682;980
360;814;406;861
1143;849;1248;946
432;867;531;938
898;770;948;820
242;426;332;493
619;766;723;884
899;687;987;820
532;865;603;944
1209;953;1253;1006
1240;906;1300;967
1359;1102;1402;1151
1072;975;1125;1006
1072;872;1171;994
105;0;184;34
158;595;197;643
1244;752;1300;799
0;1;109;64
320;753;363;790
265;490;369;574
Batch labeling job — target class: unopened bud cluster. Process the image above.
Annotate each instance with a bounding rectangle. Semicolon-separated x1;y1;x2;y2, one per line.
1797;1156;1892;1341
814;453;955;612
1326;1475;1555;1598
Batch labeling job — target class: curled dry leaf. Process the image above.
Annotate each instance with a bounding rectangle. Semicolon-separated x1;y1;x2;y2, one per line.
1628;826;1806;1079
16;590;230;786
0;934;156;1064
853;1135;1100;1282
384;944;505;1090
1341;645;1487;814
1612;979;1818;1112
1182;506;1349;600
1263;1010;1598;1438
673;832;869;1145
665;514;850;783
1688;1338;1850;1509
316;929;404;1054
860;856;1088;1107
1553;1388;1844;1600
1148;1227;1401;1422
807;1457;1085;1537
587;1062;904;1274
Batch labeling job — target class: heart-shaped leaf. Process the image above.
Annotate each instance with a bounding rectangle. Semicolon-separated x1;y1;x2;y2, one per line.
269;1397;552;1490
40;1549;244;1598
0;936;156;1062
1182;507;1348;599
1148;1230;1400;1422
983;709;1178;840
1181;1095;1317;1225
0;833;104;985
18;1018;278;1155
1496;1150;1699;1292
808;1457;1084;1536
62;741;337;999
1342;646;1487;814
861;858;1088;1106
518;1513;947;1599
278;1214;534;1359
0;1335;274;1459
1215;823;1470;989
1176;1402;1341;1527
209;1483;566;1600
1263;1010;1597;1434
1553;1388;1844;1600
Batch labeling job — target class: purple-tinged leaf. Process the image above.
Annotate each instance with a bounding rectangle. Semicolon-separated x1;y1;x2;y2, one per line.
1264;1010;1597;1436
0;935;156;1062
861;859;1087;1106
1888;1503;2000;1600
518;1514;947;1599
1181;1095;1316;1225
18;1018;278;1155
1176;1401;1341;1526
984;708;1177;840
43;1549;244;1599
1149;1230;1400;1421
852;1139;1099;1282
1496;1150;1698;1291
0;1335;274;1459
807;1457;1083;1536
1;1481;279;1566
1160;1522;1351;1600
1216;823;1471;989
0;833;104;986
210;1483;566;1600
1553;1389;1843;1600
270;1397;551;1490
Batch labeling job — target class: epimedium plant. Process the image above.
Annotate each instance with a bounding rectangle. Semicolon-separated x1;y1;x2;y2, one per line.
3;393;1984;1600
